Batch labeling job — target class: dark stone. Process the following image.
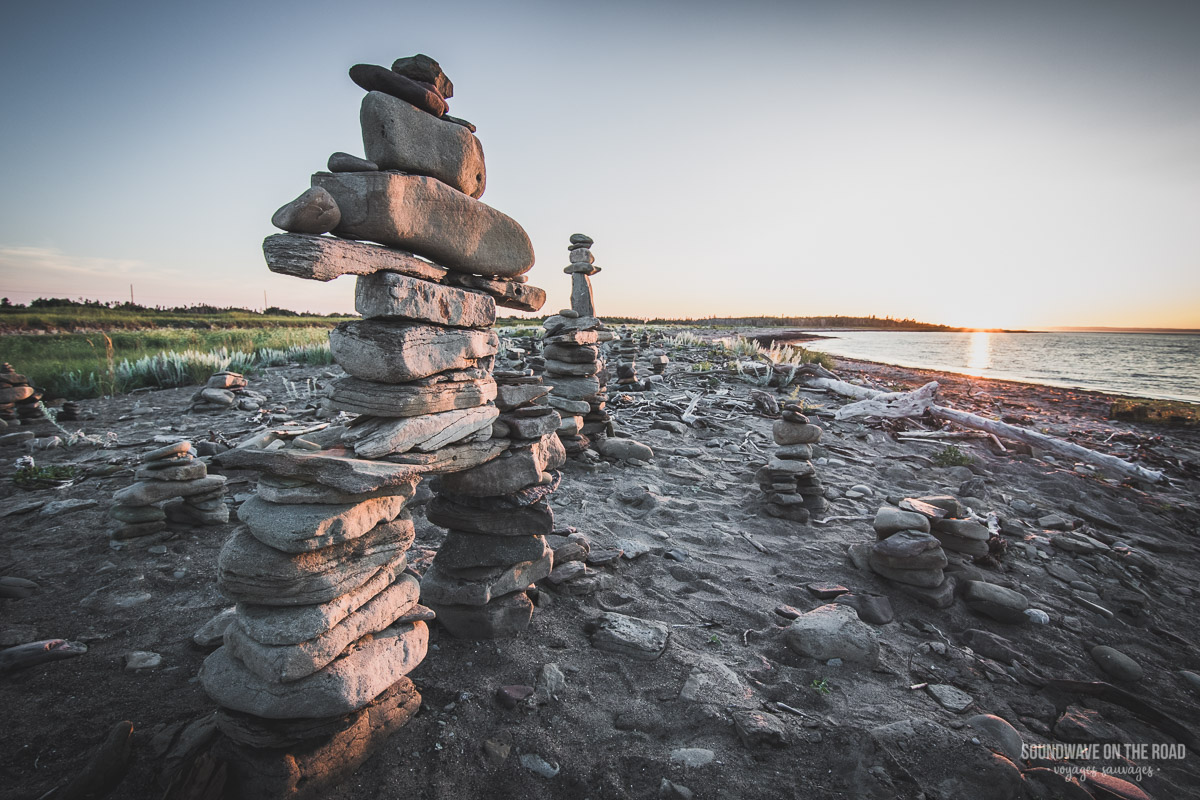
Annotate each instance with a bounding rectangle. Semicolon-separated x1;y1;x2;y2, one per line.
732;710;789;748
327;152;378;172
959;629;1022;663
442;114;477;133
348;63;447;117
428;496;554;536
496;684;535;709
391;54;453;98
806;582;848;599
833;593;895;625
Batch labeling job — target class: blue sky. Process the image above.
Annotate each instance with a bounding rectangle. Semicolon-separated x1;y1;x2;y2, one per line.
1;0;1197;328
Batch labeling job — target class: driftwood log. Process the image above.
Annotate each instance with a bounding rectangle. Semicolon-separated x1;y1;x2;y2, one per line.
806;378;1166;484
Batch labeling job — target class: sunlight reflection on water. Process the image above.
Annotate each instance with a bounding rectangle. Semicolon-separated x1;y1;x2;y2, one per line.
965;331;990;375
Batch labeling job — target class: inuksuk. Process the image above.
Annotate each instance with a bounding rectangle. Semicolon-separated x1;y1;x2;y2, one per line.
866;497;957;608
758;405;827;523
108;441;228;540
199;53;546;796
0;364;44;424
543;234;614;453
420;365;563;638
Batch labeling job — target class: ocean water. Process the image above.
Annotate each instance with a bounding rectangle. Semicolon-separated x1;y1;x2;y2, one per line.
796;331;1200;403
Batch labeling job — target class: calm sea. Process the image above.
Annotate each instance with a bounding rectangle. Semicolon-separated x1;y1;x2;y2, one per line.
796;331;1200;403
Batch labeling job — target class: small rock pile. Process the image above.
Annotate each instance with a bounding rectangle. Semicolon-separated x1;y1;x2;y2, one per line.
647;347;670;375
612;330;642;389
109;441;228;540
56;401;81;422
190;371;260;413
199;52;547;796
543;234;615;454
757;406;827;522
0;364;44;425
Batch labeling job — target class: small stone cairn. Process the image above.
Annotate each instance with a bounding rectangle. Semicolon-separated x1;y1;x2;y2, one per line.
867;496;981;608
0;364;44;425
757;405;827;523
198;53;547;796
190;370;255;413
109;441;229;540
543;234;615;454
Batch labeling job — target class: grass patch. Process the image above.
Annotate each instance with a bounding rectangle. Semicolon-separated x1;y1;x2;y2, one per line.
1;328;333;399
14;464;77;488
932;445;973;467
1109;398;1200;428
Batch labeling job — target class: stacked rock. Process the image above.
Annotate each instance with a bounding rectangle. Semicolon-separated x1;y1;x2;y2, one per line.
57;401;81;422
421;369;563;638
758;406;827;523
867;498;954;608
199;53;547;795
648;348;670;375
109;442;228;540
543;234;615;453
613;330;641;389
190;371;250;413
0;364;44;424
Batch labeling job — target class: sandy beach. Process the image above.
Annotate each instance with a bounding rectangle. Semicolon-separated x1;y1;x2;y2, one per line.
1;334;1198;799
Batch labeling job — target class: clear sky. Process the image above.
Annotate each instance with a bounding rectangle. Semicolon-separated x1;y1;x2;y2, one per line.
1;0;1197;330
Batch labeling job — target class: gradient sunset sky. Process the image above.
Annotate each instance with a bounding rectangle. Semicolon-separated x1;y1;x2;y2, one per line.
1;0;1197;329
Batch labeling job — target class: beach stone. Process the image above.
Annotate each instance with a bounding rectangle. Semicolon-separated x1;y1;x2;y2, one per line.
201;620;427;718
164;497;230;525
499;409;561;440
930;530;990;557
926;683;973;712
348;63;446;116
1078;770;1154;800
669;748;713;768
439;433;565;496
869;718;1025;800
784;604;879;665
361;91;485;198
113;475;226;507
109;504;167;524
271;187;341;234
426;495;553;536
899;497;947;520
773;420;821;445
433;590;533;639
263;232;448;285
895;575;957;607
916;495;967;517
1089;645;1143;682
385;437;508;474
833;593;894;625
144;441;192;462
870;531;947;569
589;612;669;661
544;374;601;400
420;550;552;606
873;506;930;536
932;518;990;540
331;321;497;384
542;344;599;364
225;575;420;683
313;171;533;278
343;405;498;458
733;710;790;749
868;558;945;588
126;651;163;670
237;494;408;553
391;54;453;98
435;531;548;570
217;524;410;606
963;581;1029;624
111;520;167;540
195;387;235;407
327;151;378;172
133;459;206;482
329;375;496;418
218;448;421;495
1053;705;1128;744
958;629;1022;663
594;438;653;462
544;358;602;377
39;498;99;516
966;714;1023;762
193;607;237;648
354;272;496;329
495;383;550;410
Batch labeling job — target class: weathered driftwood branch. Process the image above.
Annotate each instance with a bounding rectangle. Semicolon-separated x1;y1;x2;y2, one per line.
810;379;1166;484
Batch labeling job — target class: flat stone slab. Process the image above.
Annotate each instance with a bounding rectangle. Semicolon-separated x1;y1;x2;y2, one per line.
201;620;427;718
225;573;421;683
329;376;496;418
263;232;447;282
361;91;486;198
443;272;545;313
544;374;601;400
434;532;549;570
312;172;533;278
255;475;412;505
589;612;669;661
874;506;931;536
784;604;879;664
495;383;551;410
332;321;497;386
384;438;508;474
237;495;409;553
343;405;498;458
217;448;421;494
354;272;496;329
432;590;533;639
236;567;411;646
426;495;553;536
420;551;552;607
438;432;565;497
218;524;411;606
112;475;226;507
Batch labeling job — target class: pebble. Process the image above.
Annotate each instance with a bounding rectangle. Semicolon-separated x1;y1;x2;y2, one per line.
926;683;973;712
965;714;1023;761
496;685;535;709
519;753;560;778
1090;645;1143;682
125;651;162;670
669;748;714;767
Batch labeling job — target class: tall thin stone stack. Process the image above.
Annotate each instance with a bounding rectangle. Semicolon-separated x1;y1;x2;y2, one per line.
543;234;615;453
758;405;827;523
200;53;545;797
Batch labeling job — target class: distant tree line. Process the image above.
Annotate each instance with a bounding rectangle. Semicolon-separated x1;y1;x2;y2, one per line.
497;313;958;331
0;297;346;317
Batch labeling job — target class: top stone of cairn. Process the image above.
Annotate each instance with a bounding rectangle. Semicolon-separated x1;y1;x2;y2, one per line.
392;54;453;99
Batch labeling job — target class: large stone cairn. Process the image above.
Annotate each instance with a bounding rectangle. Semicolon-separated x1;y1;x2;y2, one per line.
757;405;827;523
0;363;44;425
867;496;986;608
199;53;546;797
542;234;615;454
109;441;229;540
